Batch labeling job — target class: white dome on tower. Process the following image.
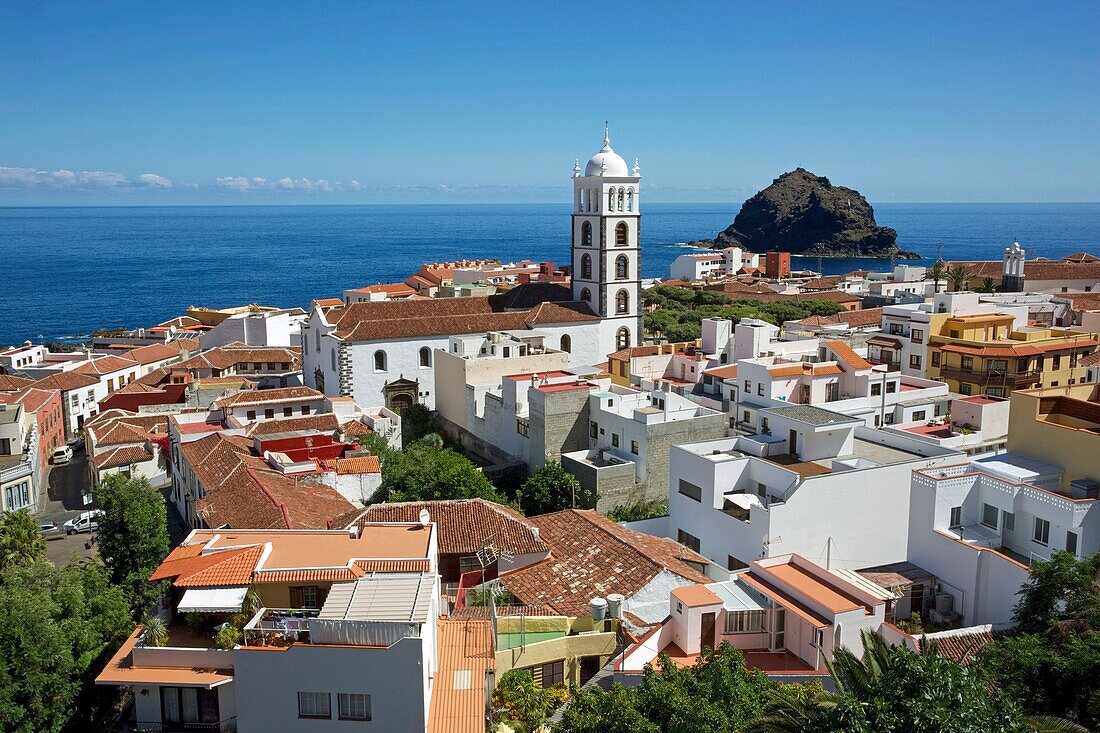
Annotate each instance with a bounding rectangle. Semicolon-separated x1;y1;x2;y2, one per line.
584;124;629;177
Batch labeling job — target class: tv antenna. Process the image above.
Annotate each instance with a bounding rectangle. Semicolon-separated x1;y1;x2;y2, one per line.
934;242;944;264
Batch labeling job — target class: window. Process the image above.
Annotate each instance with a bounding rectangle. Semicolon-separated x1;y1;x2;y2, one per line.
615;221;628;246
961;356;974;371
302;405;311;415
608;189;615;210
298;692;331;719
1052;354;1061;369
886;381;897;394
724;610;764;633
931;351;941;367
1033;517;1050;546
760;417;770;434
814;629;825;647
541;661;565;688
871;383;881;397
560;335;571;353
744;379;751;392
677;529;701;553
728;555;748;572
757;382;765;396
161;686;220;725
338;693;371;721
910;354;922;369
373;350;387;372
590;421;598;439
581;253;592;279
981;503;999;529
615;255;629;279
615;289;629;314
912;410;926;421
580;287;592;303
825;382;839;402
678;479;702;502
911;328;924;344
611;433;619;448
616;327;630;349
959;383;973;396
283;407;293;417
627;189;634;211
581;221;592;246
949;506;963;528
516;419;528;437
290;586;319;608
630;440;639;455
1003;511;1015;532
950;330;960;338
1066;531;1078;555
264;408;274;420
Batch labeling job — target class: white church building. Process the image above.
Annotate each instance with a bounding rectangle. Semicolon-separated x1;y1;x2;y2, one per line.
303;127;645;411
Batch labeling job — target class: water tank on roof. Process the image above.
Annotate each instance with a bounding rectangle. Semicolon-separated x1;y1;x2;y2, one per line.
606;593;625;619
589;597;608;621
1070;479;1100;500
935;593;954;616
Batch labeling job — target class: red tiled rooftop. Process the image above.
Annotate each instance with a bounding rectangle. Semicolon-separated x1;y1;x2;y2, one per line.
902;423;954;439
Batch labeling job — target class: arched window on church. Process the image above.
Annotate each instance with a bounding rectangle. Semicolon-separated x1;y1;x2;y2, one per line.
615;255;629;280
419;347;431;368
582;221;592;247
560;334;571;353
627;189;634;212
616;289;630;314
617;188;625;212
616;222;628;246
373;350;387;372
581;287;592;302
581;254;592;279
608;189;615;211
616;327;631;349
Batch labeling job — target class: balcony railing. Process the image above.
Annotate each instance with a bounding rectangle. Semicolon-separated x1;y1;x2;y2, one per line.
867;357;901;369
938;366;1041;386
126;719;236;733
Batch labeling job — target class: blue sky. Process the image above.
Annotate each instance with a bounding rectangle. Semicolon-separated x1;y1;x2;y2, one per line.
1;1;1098;205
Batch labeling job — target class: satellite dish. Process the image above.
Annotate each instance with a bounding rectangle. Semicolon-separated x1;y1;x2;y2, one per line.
418;508;431;527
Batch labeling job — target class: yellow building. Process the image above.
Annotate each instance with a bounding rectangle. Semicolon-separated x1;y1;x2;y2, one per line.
927;313;1097;398
1008;383;1100;494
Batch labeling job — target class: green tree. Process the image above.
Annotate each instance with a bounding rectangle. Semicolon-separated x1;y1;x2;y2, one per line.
922;261;948;294
517;462;593;515
0;508;46;571
491;669;559;732
95;473;170;617
979;552;1100;728
607;496;668;522
0;558;131;733
975;276;999;293
372;442;504;504
556;643;776;733
400;403;435;448
946;264;971;291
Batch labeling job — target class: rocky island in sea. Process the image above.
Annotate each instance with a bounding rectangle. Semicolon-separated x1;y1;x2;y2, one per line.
691;168;921;259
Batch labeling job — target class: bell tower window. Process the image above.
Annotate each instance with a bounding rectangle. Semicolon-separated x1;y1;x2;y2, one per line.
616;327;631;349
582;221;592;247
616;289;630;314
615;255;629;280
616;222;628;246
581;254;592;279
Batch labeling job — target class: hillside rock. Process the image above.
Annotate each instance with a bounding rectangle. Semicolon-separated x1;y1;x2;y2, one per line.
709;168;920;259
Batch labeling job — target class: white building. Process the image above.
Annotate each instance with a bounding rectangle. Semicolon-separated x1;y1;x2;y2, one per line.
85;410;169;486
669;247;760;282
650;405;959;574
199;308;307;350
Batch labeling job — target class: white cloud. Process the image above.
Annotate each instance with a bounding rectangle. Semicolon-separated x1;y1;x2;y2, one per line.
216;176;255;192
348;179;364;191
138;173;173;188
0;166;130;189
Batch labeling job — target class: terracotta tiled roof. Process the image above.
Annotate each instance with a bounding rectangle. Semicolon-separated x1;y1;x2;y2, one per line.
429;619;495;733
32;370;99;392
87;411;169;445
359;499;547;556
354;559;432;573
800;276;842;291
172;546;266;588
149;545;261;586
498;509;710;617
329;287;598;342
793;307;884;329
244;413;340;436
1063;252;1100;263
321;455;381;475
706;283;862;305
1081;350;1100;367
950;259;1100;282
826;340;873;370
92;444;155;470
5;386;58;414
214;386;322;407
252;568;365;584
0;374;34;392
74;355;139;376
767;363;844;378
607;341;699;361
339;419;374;437
938;339;1097;358
350;283;418;297
175;346;301;372
920;626;1003;665
125;342;184;365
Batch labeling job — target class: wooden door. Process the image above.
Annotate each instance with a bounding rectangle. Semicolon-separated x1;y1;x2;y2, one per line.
700;612;716;652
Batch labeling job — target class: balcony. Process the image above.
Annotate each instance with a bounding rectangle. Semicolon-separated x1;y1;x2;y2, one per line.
937;366;1041;387
241;608;320;647
126;720;236;733
867;357;901;369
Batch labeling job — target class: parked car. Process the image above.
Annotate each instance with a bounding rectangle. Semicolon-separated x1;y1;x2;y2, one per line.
39;520;59;534
64;510;103;535
52;445;74;465
68;437;85;452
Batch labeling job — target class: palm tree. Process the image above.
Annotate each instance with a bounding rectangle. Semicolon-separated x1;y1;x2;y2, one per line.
140;612;169;647
922;261;948;294
975;276;998;294
946;264;970;292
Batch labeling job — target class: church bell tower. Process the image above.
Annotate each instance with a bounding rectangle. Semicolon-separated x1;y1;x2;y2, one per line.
571;124;643;351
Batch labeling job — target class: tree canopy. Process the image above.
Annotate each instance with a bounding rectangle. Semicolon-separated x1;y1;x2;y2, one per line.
371;441;505;504
95;473;170;617
516;462;593;515
642;286;845;342
0;509;46;572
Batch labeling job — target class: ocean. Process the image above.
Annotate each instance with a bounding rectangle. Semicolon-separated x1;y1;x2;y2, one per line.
1;202;1098;346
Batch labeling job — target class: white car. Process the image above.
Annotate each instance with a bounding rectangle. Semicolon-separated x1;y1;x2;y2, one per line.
52;445;74;465
64;510;102;535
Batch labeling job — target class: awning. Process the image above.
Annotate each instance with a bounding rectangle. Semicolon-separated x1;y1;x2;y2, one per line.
867;336;902;349
724;493;764;510
178;587;248;613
